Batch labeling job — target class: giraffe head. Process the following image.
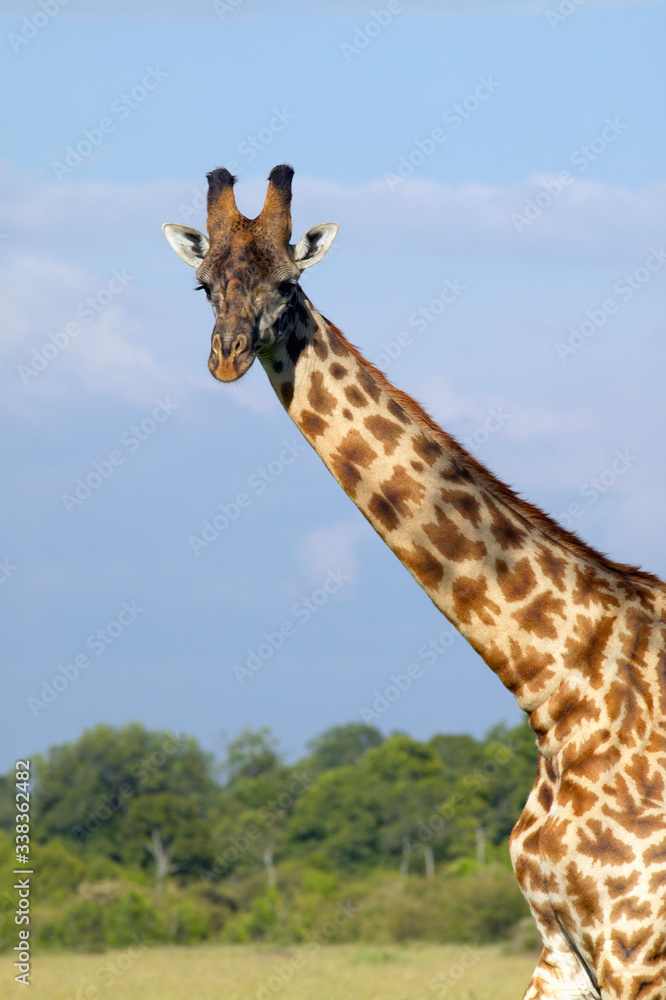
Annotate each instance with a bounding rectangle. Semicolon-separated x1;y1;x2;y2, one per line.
163;164;338;381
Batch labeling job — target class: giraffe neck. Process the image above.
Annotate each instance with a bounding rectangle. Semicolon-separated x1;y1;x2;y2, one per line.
259;290;663;758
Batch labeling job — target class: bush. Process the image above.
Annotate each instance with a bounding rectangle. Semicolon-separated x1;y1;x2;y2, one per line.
335;867;529;944
35;888;164;951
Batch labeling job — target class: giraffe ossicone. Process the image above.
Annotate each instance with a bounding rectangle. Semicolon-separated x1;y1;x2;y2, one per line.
163;164;666;1000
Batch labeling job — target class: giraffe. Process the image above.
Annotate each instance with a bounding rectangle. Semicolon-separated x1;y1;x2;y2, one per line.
163;164;666;1000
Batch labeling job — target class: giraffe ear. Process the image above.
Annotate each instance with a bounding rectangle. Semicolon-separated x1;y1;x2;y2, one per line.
162;223;210;268
292;223;338;270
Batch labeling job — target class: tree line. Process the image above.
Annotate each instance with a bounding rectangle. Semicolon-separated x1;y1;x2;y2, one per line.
0;718;540;950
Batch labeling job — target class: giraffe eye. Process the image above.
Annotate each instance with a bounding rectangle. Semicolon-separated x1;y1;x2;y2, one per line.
195;283;212;299
276;280;295;298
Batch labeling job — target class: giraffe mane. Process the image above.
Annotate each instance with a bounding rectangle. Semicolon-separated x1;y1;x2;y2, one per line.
323;318;664;595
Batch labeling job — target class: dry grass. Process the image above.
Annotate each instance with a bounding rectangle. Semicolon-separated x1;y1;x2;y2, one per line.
0;942;537;1000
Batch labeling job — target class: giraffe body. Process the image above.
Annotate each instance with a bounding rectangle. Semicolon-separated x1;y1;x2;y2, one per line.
163;165;666;1000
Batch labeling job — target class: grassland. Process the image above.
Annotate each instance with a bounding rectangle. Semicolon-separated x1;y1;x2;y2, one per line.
0;943;537;1000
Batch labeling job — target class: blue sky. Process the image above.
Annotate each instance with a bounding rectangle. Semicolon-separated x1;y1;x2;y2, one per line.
1;0;665;771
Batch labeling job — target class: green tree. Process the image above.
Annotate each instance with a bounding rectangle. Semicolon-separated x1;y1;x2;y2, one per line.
0;775;14;832
123;792;213;890
223;727;281;784
287;764;384;871
32;724;216;857
209;728;308;887
306;723;383;772
478;717;539;844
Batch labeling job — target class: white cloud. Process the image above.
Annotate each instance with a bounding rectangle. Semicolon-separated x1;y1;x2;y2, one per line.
0;252;189;408
2;164;664;427
298;520;371;585
413;374;595;461
4;162;666;268
298;175;666;265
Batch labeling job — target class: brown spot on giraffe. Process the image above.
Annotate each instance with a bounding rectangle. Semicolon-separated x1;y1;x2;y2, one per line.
496;556;538;602
412;432;443;467
557;777;600;817
451;575;501;627
577;818;635;866
562;613;617;684
512;590;567;640
424;506;487;563
486;636;557;701
378;465;425;518
368;493;400;532
280;381;294;408
312;333;329;360
387;398;409;424
605;871;640;899
611;927;653;963
356;366;381;402
565;861;603;927
539;815;572;865
441;488;483;528
344;384;368;408
326;326;347;357
610;895;652;923
573;564;622;611
299;409;328;439
364;414;405;455
308;371;337;415
329;429;378;499
536;543;569;591
394;542;444;589
485;496;528;549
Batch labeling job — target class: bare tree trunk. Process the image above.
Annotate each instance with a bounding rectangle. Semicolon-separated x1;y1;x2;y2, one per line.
399;837;412;878
148;827;175;892
423;843;435;878
475;825;486;868
263;844;277;888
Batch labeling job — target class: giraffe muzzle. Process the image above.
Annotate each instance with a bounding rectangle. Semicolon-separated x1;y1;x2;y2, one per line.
208;330;255;382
